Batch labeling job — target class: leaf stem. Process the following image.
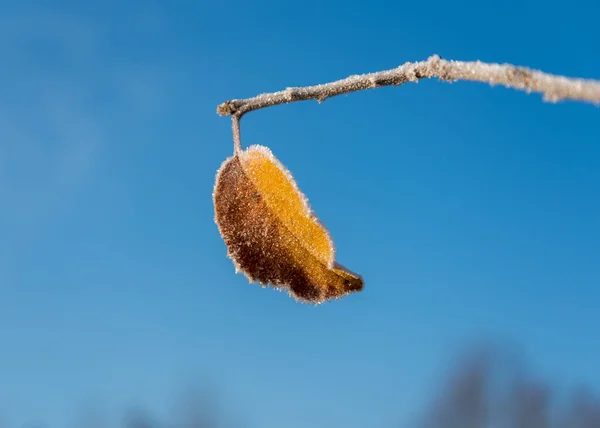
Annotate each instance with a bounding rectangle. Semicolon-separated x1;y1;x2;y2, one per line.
232;114;242;154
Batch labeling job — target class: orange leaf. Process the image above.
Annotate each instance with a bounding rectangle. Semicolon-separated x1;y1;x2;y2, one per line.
213;144;364;304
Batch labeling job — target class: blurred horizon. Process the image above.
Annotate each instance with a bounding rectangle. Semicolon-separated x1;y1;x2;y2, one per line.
3;341;600;427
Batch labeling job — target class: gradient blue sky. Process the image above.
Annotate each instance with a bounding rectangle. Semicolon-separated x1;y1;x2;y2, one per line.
1;0;599;427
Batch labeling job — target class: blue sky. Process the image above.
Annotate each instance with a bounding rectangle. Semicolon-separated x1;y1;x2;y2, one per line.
1;0;599;427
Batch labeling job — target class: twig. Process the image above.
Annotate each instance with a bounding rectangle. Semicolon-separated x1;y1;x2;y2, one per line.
217;54;600;118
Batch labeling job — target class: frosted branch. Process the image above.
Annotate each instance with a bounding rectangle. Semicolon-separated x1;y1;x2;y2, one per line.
217;55;600;117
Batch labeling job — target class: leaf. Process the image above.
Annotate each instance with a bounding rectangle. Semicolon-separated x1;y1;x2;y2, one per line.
213;144;364;304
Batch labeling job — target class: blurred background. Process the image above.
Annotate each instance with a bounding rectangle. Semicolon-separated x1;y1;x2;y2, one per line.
0;0;599;427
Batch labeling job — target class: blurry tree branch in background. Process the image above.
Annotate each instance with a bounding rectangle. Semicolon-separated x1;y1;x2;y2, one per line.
124;408;160;428
416;345;600;428
419;349;490;428
6;344;600;428
217;54;600;120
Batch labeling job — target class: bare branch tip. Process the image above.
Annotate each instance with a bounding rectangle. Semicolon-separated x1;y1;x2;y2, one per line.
217;101;235;116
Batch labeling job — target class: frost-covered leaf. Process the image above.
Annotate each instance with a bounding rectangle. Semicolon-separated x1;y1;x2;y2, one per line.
213;144;363;304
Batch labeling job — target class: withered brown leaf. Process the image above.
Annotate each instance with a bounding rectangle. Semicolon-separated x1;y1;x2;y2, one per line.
213;144;364;304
